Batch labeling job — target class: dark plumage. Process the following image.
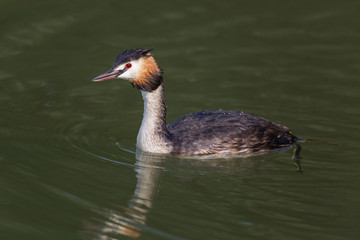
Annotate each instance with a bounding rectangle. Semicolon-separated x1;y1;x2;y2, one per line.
167;110;298;155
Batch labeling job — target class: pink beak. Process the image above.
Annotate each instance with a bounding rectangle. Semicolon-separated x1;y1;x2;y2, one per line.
92;70;120;82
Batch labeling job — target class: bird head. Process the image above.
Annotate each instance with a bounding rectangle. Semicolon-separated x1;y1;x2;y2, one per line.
92;48;163;91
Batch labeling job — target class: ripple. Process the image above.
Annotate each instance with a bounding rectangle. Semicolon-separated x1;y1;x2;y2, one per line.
50;115;137;165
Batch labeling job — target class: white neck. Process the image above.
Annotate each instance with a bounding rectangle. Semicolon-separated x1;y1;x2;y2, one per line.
136;85;171;153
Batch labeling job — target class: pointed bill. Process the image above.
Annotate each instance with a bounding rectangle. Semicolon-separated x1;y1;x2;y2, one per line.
92;70;120;82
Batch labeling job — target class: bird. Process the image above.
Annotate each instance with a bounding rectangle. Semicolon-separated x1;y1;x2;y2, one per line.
92;48;300;156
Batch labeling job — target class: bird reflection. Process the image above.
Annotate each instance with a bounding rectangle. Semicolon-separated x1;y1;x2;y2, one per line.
81;147;302;239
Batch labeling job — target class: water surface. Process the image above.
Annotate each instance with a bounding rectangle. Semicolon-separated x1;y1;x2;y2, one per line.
1;0;360;239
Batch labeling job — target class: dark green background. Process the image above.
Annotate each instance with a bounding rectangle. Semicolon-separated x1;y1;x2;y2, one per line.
1;0;359;239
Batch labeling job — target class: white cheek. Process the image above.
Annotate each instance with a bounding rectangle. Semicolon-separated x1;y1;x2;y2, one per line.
118;69;133;79
114;64;125;71
115;60;142;80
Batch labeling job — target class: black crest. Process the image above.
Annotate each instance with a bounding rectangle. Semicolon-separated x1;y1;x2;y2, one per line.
113;48;153;66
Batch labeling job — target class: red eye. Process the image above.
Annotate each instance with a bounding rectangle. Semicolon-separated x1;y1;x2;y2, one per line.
126;63;132;68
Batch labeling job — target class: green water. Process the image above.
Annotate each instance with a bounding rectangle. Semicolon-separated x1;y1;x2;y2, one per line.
1;0;360;239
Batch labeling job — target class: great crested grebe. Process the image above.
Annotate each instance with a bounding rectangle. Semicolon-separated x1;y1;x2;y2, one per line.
92;48;300;155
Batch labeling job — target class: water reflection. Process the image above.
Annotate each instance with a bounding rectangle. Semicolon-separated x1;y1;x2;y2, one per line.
110;151;165;238
80;151;167;239
81;147;300;239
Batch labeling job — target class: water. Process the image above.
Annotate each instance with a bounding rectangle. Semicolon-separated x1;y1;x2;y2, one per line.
1;0;360;239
